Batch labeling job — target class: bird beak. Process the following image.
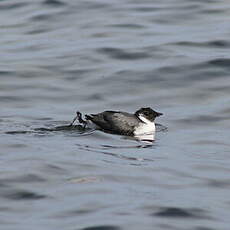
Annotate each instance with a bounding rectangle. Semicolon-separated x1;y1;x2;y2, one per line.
156;112;163;117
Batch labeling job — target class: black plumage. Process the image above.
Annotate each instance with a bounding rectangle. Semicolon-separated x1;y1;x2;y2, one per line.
85;111;139;135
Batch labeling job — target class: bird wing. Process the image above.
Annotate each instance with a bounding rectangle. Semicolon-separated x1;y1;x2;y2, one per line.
85;112;111;130
86;111;138;135
102;111;139;135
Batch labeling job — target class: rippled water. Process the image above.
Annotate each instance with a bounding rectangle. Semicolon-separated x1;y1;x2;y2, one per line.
1;0;230;229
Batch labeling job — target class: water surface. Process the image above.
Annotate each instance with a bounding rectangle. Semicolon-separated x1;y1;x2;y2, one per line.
1;0;230;229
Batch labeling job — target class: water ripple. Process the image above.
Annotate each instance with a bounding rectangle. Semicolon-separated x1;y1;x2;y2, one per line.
171;40;230;48
42;0;66;7
0;2;28;10
3;190;47;201
153;207;209;219
81;226;121;230
97;47;150;60
208;58;230;68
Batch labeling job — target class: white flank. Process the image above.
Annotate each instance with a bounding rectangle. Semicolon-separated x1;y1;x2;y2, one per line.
134;114;156;140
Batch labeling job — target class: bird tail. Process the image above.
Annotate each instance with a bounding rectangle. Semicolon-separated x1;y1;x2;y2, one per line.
69;111;87;127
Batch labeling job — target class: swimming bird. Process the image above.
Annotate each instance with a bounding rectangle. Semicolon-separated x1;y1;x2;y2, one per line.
73;107;163;141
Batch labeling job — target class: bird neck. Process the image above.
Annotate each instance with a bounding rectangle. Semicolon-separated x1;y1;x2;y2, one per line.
138;115;154;124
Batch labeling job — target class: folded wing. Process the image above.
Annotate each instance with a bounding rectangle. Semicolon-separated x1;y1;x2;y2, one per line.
86;111;139;135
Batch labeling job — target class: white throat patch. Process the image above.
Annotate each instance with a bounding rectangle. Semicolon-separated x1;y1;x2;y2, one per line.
138;114;152;124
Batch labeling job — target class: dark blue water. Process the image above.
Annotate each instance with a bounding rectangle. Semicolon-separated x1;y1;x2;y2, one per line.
1;0;230;229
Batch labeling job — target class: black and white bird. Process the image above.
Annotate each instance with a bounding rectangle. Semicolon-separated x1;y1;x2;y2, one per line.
73;107;163;141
